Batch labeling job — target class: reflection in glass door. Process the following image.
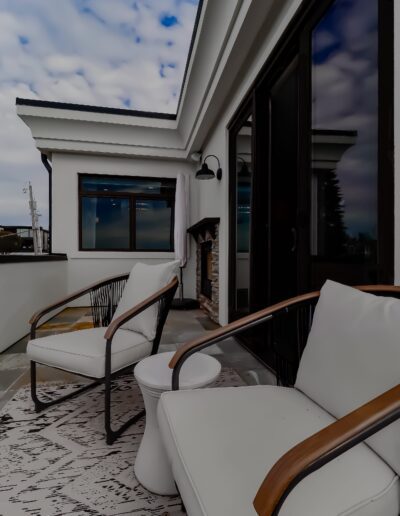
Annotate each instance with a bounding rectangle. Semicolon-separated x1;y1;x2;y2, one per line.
228;0;393;371
310;0;379;286
235;116;253;315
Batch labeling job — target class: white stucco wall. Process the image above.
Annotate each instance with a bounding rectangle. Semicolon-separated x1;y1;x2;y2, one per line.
51;153;198;301
196;0;304;324
0;260;68;351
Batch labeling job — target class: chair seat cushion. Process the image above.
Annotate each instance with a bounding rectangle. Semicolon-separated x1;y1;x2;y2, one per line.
158;386;399;516
27;328;152;378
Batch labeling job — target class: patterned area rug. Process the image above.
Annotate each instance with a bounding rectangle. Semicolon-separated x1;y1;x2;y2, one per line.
0;369;243;516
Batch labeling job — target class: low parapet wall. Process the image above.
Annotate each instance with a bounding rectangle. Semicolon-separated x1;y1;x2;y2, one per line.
0;255;68;352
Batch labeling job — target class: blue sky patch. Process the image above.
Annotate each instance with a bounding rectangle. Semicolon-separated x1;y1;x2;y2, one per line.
18;35;29;46
160;14;179;28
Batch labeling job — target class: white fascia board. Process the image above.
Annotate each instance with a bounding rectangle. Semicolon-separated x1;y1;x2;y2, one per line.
34;138;188;160
18;110;185;159
177;0;308;156
177;0;248;147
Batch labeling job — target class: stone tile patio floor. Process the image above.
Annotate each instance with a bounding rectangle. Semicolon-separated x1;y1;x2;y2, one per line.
0;307;276;410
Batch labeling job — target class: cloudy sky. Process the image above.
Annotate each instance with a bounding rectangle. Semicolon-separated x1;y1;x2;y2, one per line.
312;0;378;240
0;0;199;228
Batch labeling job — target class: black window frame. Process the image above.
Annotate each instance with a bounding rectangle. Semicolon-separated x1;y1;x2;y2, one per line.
78;173;176;252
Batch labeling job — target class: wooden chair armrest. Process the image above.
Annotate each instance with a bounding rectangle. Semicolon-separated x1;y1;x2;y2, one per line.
29;273;129;327
104;277;179;341
168;291;320;389
254;384;400;516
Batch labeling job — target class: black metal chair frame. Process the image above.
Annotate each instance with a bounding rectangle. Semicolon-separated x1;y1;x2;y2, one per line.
30;273;178;445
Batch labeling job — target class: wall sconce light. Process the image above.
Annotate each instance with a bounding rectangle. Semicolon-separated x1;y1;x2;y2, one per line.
195;154;222;181
237;156;251;179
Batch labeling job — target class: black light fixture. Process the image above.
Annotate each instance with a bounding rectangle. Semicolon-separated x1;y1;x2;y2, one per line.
195;154;222;180
237;156;251;178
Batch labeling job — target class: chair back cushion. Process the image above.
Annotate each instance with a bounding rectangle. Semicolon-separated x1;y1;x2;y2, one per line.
111;260;179;340
295;280;400;474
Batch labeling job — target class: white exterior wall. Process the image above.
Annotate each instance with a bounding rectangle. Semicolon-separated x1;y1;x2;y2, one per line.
0;261;67;351
197;0;304;324
51;153;198;300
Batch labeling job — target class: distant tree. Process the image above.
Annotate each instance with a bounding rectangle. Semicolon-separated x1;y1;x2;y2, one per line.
0;230;22;254
322;168;347;257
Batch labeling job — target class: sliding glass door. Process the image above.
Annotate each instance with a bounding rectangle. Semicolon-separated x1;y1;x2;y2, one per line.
229;0;393;370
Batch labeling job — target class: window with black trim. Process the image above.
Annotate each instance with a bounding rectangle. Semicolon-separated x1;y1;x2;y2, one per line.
79;174;176;251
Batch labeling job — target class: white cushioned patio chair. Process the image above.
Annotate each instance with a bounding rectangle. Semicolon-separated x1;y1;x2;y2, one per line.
159;280;400;515
27;261;179;444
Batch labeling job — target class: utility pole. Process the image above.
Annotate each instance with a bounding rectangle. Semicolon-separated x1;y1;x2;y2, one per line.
24;182;42;255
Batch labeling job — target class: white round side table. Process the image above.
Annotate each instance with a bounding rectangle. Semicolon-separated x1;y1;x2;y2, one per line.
134;351;221;495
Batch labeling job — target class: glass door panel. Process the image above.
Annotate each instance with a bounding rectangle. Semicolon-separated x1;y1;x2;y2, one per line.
234;115;253;315
310;0;379;286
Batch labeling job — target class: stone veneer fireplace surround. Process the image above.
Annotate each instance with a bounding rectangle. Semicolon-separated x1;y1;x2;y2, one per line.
187;218;220;323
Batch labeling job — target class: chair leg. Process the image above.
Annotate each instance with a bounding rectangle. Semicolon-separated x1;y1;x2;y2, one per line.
30;361;102;413
30;361;145;444
104;366;145;445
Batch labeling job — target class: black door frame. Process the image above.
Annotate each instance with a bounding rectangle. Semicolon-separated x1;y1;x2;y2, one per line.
228;98;254;321
228;0;394;326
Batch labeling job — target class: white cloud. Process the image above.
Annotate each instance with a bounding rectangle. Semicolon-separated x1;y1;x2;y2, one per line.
0;0;199;227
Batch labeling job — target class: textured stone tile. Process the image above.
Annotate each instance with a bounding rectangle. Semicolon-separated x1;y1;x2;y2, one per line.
239;367;277;386
3;336;30;354
0;353;30;371
0;368;27;391
35;366;90;384
39;321;72;331
1;304;277;396
196;315;219;331
159;344;179;353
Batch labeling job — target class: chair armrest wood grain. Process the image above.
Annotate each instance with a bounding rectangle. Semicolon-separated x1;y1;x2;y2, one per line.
253;384;400;516
29;273;129;327
104;277;179;341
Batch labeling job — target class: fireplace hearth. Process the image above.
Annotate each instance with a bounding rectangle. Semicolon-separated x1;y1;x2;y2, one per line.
187;218;220;323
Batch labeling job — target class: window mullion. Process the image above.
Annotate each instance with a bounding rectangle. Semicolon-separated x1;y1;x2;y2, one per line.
131;195;136;251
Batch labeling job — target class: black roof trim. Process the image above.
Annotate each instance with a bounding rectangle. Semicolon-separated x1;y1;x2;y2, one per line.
16;97;177;120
